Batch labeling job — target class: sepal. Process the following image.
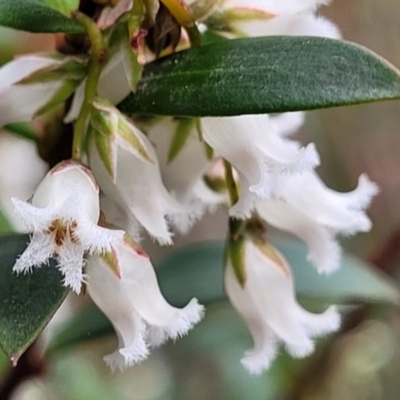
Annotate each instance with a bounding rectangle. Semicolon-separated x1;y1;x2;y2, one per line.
15;55;87;85
167;118;196;163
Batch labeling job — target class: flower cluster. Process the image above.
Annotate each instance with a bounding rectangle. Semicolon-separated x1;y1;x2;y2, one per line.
2;0;378;374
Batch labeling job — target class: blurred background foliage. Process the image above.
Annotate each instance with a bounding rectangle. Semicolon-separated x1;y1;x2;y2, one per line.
2;0;400;399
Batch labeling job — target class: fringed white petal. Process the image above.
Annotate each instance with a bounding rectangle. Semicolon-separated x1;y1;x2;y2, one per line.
225;265;279;374
202;115;318;216
257;199;341;274
13;232;55;274
117;242;204;338
225;240;341;373
89;124;195;245
12;160;114;289
57;242;86;294
86;254;150;370
87;239;203;370
273;171;378;234
12;197;53;232
75;216;124;253
103;313;149;371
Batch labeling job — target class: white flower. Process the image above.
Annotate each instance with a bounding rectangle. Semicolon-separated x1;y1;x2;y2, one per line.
0;54;84;128
225;238;340;375
86;233;204;371
88;102;198;245
213;0;339;39
201;114;319;218
257;171;378;273
12;160;124;294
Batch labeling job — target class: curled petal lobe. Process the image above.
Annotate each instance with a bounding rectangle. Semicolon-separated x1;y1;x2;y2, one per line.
86;234;204;370
257;199;341;274
225;240;340;374
272;170;378;234
201;115;318;217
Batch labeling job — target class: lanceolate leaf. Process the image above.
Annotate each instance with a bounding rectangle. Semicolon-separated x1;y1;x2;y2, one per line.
0;234;67;362
0;0;84;33
119;36;400;117
48;237;399;353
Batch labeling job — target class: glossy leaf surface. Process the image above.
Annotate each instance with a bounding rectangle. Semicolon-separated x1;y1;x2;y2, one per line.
119;36;400;117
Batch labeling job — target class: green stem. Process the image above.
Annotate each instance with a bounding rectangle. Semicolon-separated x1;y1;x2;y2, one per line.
223;159;247;240
71;12;106;161
129;0;144;36
223;159;239;206
186;25;202;47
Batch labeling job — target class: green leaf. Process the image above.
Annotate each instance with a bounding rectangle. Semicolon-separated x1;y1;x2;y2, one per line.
0;0;84;33
0;209;13;234
119;36;400;117
167;118;195;163
4;122;38;143
0;234;68;362
48;237;399;353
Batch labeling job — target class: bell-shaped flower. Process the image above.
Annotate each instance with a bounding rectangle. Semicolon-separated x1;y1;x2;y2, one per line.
88;100;197;244
86;232;204;371
201;114;319;218
12;160;124;294
207;0;339;39
225;238;340;375
257;171;378;274
0;53;86;128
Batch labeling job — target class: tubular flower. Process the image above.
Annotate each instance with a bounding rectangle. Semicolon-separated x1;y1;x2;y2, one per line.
86;233;204;371
12;160;124;294
88;101;198;244
201;114;319;217
257;171;378;274
225;238;340;375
